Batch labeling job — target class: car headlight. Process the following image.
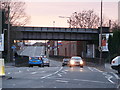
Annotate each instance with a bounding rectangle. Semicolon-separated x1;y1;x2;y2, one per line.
80;60;83;65
44;56;46;58
46;61;49;63
70;60;75;65
29;57;32;60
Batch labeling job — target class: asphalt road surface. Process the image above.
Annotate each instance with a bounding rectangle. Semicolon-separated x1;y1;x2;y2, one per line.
2;46;120;88
19;46;45;57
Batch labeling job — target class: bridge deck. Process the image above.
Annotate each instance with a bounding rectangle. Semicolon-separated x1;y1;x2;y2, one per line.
11;26;99;41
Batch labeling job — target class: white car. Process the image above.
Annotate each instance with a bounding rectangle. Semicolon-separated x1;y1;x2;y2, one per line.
69;56;84;68
111;56;120;73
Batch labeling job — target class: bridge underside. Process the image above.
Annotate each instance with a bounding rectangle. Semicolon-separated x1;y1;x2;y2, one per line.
12;31;98;41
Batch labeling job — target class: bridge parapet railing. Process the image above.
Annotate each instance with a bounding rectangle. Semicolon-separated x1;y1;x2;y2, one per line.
14;27;98;33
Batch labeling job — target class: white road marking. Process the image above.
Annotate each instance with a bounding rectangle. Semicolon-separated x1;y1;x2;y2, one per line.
103;72;115;84
31;72;37;74
110;72;120;79
88;67;103;72
58;74;62;77
56;80;68;83
61;71;67;74
73;79;109;84
65;70;69;72
27;69;29;71
18;70;21;73
105;74;111;78
8;72;11;74
117;84;120;89
14;70;22;74
103;72;108;75
107;76;115;84
93;68;103;72
88;67;94;72
41;67;63;79
50;77;110;84
41;71;46;73
38;68;44;70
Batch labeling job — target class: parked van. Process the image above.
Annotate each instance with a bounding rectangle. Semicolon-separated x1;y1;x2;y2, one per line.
111;56;120;73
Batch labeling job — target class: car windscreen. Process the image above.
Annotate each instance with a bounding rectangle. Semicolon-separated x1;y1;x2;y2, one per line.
43;58;49;61
63;59;70;61
71;57;82;60
31;57;40;60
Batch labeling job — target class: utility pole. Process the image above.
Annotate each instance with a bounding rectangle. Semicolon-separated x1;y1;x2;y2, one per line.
7;6;10;62
99;0;103;65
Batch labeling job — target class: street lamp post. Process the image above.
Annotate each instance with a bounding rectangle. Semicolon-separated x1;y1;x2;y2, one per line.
59;16;71;28
99;0;103;65
59;16;72;57
53;21;55;27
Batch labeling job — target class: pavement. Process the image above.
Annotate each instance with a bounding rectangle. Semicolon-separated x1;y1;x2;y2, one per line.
5;62;15;68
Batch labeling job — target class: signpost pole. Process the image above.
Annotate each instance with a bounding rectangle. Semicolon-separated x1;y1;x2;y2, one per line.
0;10;4;58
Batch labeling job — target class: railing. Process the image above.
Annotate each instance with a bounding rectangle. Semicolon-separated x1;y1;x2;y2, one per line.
14;26;98;33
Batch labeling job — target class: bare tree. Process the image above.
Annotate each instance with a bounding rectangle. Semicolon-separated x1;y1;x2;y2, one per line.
67;10;100;28
110;20;120;31
0;0;30;26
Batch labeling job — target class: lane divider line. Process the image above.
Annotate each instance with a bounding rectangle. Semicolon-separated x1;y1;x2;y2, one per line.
41;67;63;79
31;72;37;74
48;77;110;84
61;71;67;74
93;68;103;72
58;74;62;77
88;67;94;72
56;80;68;83
73;78;109;84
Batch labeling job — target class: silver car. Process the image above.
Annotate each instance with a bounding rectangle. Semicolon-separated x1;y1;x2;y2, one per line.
62;58;70;66
43;58;50;67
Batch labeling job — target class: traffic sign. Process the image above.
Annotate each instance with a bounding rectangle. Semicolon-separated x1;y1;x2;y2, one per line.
0;34;4;51
11;45;16;49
